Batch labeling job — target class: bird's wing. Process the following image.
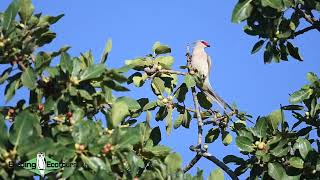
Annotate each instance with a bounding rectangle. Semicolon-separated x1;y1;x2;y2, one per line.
207;54;212;76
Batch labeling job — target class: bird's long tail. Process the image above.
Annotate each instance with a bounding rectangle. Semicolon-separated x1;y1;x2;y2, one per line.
202;78;233;111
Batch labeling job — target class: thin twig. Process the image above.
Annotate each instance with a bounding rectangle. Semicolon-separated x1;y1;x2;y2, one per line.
148;69;187;79
188;146;239;180
295;7;320;31
18;61;27;71
183;154;202;173
295;25;317;36
192;87;203;145
202;152;239;180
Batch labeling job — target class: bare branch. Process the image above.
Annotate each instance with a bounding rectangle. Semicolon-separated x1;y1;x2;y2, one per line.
192;87;203;145
295;7;320;32
183;154;202;173
295;25;317;36
202;152;239;180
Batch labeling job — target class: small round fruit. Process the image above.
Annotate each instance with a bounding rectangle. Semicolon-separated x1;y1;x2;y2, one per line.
78;144;86;151
162;98;168;104
3;151;10;158
255;141;260;146
66;112;73;119
168;96;173;101
75;143;80;150
0;42;4;47
157;95;164;100
203;144;209;150
157;65;162;70
37;104;44;112
305;112;310;116
189;70;195;75
70;76;80;85
102;143;112;154
10;149;17;156
5;158;11;165
257;142;265;150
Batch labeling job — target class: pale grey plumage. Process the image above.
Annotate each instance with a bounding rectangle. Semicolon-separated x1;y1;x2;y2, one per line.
191;40;232;111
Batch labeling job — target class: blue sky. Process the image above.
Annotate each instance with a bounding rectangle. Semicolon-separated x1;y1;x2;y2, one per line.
1;0;320;178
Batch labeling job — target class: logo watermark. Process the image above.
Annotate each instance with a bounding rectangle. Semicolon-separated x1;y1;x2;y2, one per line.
9;152;85;177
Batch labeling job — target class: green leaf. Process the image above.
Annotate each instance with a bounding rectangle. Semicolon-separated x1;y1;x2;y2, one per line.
289;88;313;104
222;132;233;146
144;145;171;157
289;157;304;169
281;105;304;111
62;166;75;179
143;101;157;111
100;38;112;63
205;128;220;143
261;0;284;10
294;138;312;159
287;42;303;61
268;162;284;180
3;0;20;32
223;155;245;165
9;111;40;146
0;115;8;149
165;153;182;173
60;52;73;73
307;72;318;84
0;67;12;85
236;136;254;152
78;90;93;100
152;41;171;55
38;14;64;26
208;168;224;180
174;83;188;102
231;0;253;23
267;110;282;132
264;42;273;64
174;114;183;129
165;108;173;135
110;101;129;127
5;78;21;103
80;155;107;172
19;0;34;23
80;64;105;81
151;77;165;95
150;126;161;146
116;96;141;112
117;127;141;146
197;92;212;109
21;67;37;90
251;40;265;54
184;74;196;89
155;56;174;69
72;119;98;144
254;117;268;138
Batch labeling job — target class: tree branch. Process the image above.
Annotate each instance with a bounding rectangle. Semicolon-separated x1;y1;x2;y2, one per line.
183;154;202;173
202;152;239;180
295;25;317;36
192;87;203;146
295;7;320;32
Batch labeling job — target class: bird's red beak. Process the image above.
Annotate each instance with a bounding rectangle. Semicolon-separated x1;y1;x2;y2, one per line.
201;41;210;47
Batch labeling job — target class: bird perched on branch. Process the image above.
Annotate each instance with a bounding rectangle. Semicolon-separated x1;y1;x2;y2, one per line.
190;40;233;111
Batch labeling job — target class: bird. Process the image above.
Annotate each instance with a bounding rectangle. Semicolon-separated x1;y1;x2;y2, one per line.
36;152;46;177
190;40;233;111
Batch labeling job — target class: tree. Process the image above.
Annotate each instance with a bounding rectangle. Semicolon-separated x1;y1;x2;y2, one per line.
0;0;319;179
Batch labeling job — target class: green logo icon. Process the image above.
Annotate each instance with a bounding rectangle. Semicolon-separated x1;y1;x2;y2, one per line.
22;152;59;177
